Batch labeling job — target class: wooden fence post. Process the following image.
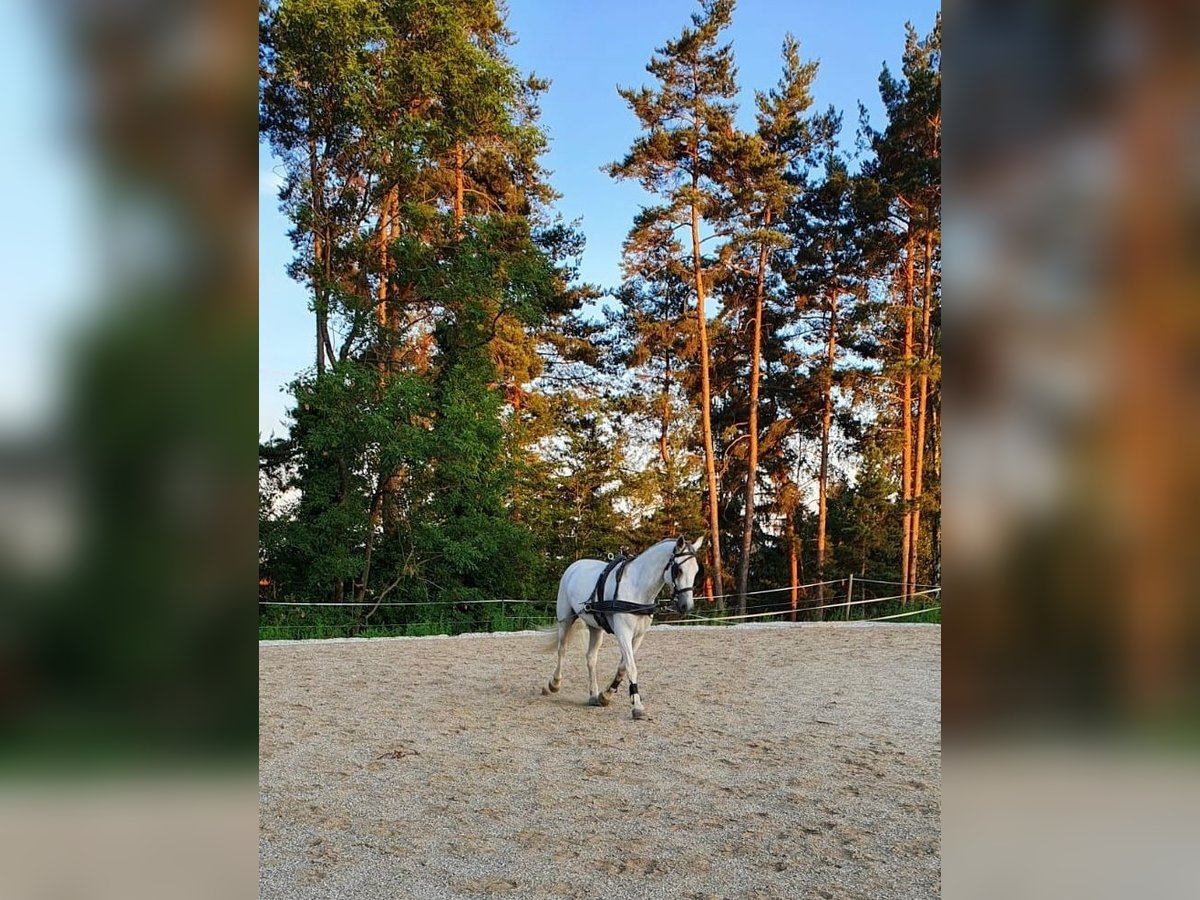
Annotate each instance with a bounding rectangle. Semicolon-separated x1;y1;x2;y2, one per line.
846;574;854;621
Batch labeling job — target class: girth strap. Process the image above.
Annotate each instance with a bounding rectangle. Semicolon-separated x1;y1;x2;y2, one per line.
584;554;657;634
590;599;659;616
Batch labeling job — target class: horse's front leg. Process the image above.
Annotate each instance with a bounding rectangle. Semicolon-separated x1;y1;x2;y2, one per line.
585;626;609;706
615;624;646;720
604;626;644;701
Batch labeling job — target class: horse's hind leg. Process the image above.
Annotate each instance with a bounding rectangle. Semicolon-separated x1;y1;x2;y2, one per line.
585;626;609;706
546;619;570;694
604;663;626;699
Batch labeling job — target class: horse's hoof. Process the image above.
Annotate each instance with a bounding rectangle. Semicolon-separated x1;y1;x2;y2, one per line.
587;696;604;707
632;707;647;721
597;692;612;707
546;681;560;694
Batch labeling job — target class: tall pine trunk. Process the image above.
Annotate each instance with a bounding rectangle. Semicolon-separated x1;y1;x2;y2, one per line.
320;227;335;367
899;233;916;602
735;210;770;614
909;231;934;591
659;303;673;465
314;231;326;374
372;187;391;533
788;516;799;622
658;402;671;462
817;297;838;604
453;143;465;228
931;397;941;583
658;394;671;463
376;179;391;375
691;192;725;607
309;135;327;375
380;185;406;530
387;189;403;372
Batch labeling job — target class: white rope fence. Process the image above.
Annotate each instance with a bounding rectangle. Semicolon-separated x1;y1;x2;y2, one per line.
848;577;941;589
868;606;941;621
673;588;941;624
258;602;940;634
257;575;859;608
699;578;845;603
259;598;516;607
258;577;942;633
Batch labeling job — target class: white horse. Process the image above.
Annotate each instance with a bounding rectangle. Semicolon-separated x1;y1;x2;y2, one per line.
544;537;703;720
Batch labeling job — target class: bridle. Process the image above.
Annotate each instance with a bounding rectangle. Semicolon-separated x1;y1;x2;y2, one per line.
664;548;699;610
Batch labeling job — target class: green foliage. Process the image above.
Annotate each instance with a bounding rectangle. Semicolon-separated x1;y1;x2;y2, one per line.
260;359;428;598
863;14;941;231
823;437;904;579
259;1;942;638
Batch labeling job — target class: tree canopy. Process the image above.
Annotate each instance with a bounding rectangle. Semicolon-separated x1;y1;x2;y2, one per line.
259;0;941;637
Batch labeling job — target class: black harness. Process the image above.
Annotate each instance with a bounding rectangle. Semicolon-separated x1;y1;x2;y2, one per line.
582;546;698;634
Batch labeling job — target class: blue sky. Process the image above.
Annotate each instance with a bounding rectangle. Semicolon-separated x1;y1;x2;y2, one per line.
260;0;941;437
3;1;94;435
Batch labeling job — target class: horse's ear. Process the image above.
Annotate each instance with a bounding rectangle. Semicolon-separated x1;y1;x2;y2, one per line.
692;535;706;552
674;536;688;550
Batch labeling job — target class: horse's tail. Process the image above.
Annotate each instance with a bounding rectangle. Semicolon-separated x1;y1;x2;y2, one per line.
538;616;582;653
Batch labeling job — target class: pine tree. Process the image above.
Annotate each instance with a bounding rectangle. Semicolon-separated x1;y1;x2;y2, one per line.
607;0;739;601
605;207;709;543
260;0;583;616
260;0;385;374
723;35;819;614
859;15;941;600
785;110;871;603
258;2;942;634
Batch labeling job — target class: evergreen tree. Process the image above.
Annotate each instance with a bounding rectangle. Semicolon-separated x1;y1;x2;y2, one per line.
722;35;820;613
257;3;942;636
260;0;583;620
859;14;941;599
827;434;903;580
606;211;707;535
785;111;870;602
607;0;739;601
260;0;385;374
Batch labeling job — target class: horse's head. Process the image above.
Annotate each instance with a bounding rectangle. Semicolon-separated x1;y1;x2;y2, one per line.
664;536;704;613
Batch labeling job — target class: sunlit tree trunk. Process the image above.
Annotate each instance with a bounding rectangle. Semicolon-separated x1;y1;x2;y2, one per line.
314;234;326;374
899;233;915;601
659;307;673;466
817;297;838;604
309;135;327;375
376;176;391;377
453;142;465;228
909;230;934;589
788;518;799;622
931;396;941;583
735;209;770;614
691;188;725;608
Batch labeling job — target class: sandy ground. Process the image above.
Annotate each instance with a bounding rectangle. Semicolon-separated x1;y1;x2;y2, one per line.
260;623;940;900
